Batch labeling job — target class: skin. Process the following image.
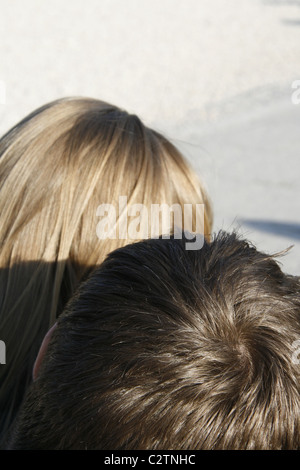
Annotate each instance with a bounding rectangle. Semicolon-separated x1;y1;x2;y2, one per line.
32;323;57;381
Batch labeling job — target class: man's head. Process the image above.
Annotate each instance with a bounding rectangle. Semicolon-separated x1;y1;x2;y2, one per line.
8;232;300;449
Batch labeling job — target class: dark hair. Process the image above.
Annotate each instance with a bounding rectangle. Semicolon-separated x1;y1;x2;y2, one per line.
7;232;300;449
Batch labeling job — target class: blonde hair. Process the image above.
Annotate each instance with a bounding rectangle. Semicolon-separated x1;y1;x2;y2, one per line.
0;97;212;443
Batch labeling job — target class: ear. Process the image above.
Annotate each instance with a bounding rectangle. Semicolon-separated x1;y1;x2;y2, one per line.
32;322;57;381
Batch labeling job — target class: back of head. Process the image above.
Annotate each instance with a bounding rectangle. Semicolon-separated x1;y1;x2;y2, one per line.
8;231;300;449
0;97;212;443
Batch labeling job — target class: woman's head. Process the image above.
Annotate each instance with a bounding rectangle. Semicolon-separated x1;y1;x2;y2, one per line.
1;97;212;274
0;97;212;442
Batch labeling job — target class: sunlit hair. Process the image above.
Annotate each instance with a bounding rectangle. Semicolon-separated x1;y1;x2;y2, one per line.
0;97;212;444
7;232;300;450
